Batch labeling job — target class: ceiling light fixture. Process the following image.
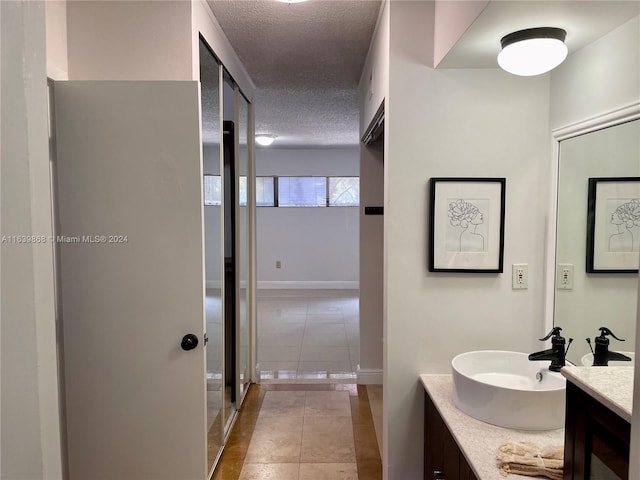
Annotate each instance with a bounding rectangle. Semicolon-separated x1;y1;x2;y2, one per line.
497;27;568;76
276;0;308;3
255;134;277;146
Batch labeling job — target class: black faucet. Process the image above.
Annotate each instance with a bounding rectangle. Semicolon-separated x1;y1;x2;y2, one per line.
587;327;632;366
528;327;572;372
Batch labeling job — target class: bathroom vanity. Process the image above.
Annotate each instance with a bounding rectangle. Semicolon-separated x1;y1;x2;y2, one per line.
561;367;633;480
422;368;633;480
421;375;564;480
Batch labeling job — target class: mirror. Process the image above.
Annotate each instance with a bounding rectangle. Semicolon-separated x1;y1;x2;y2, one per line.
199;38;224;473
555;118;640;365
237;91;251;402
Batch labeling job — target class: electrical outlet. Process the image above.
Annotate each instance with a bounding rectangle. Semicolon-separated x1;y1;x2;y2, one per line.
276;260;282;269
557;263;574;290
512;264;528;289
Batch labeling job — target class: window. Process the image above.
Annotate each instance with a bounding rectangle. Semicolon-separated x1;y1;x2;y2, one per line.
239;176;247;206
204;175;221;206
204;175;357;207
329;177;359;206
256;176;275;207
278;177;327;207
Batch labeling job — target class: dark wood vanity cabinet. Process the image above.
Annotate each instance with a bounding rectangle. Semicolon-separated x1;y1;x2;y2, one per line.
424;391;478;480
563;382;630;480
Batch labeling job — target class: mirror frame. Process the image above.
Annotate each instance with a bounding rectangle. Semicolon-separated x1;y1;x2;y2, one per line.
545;101;640;335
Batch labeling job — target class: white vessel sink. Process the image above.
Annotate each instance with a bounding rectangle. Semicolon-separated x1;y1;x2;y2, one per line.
452;350;566;430
581;351;634;366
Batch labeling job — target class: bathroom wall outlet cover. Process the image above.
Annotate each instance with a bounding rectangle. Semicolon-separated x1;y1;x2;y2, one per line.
512;264;528;290
557;263;573;290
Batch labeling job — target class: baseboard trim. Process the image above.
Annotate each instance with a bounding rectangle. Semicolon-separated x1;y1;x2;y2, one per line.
357;367;383;385
257;281;359;290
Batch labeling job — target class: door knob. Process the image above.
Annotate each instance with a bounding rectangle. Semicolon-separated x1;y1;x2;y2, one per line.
181;333;199;351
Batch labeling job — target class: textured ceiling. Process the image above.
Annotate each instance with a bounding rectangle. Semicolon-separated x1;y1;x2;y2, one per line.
205;1;640;147
207;0;382;147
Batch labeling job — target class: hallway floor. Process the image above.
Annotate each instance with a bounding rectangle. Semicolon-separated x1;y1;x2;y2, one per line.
257;290;359;380
212;383;382;480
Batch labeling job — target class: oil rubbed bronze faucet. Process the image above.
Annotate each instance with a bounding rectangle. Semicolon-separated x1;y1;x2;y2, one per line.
528;327;573;372
586;327;632;366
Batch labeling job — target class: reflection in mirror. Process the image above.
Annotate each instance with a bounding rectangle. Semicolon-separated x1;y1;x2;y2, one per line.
222;75;235;436
238;92;251;402
555;119;640;365
200;38;224;473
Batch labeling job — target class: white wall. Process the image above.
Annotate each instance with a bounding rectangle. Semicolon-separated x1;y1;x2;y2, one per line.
1;1;63;478
383;2;552;478
45;0;68;80
256;148;359;289
433;0;489;67
358;140;384;382
66;1;193;80
551;15;640;130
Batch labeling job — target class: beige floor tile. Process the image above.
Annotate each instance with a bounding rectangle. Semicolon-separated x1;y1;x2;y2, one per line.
256;291;360;378
259;314;308;325
307;300;343;315
260;333;305;347
259;345;302;362
299;463;358;480
260;323;306;336
238;463;300;480
302;324;348;347
300;345;350;362
259;361;299;373
260;391;306;417
306;313;345;323
244;416;303;463
300;417;356;463
304;391;351;417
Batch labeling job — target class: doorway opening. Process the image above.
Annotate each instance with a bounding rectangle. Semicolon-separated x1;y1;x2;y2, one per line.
254;150;361;382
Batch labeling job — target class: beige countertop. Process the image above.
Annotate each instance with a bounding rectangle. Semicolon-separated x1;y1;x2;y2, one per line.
560;366;634;423
420;374;564;480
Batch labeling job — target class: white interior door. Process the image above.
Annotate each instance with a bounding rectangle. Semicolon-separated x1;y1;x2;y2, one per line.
54;81;207;480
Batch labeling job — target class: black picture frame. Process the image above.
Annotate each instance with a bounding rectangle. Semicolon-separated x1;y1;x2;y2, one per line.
586;177;640;273
429;177;506;273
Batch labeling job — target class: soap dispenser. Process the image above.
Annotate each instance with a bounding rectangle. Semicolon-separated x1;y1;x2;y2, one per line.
588;327;631;366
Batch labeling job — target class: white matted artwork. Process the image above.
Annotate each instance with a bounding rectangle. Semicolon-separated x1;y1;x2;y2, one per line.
587;177;640;273
429;178;506;272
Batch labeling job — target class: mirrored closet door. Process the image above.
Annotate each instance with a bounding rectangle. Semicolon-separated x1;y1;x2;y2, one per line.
200;37;255;477
237;90;251;403
199;38;225;474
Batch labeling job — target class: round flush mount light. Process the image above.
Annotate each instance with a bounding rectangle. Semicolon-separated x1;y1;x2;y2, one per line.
498;27;568;76
276;0;308;3
255;134;277;146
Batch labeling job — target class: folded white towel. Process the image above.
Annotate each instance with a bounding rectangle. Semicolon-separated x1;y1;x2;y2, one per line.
497;441;563;480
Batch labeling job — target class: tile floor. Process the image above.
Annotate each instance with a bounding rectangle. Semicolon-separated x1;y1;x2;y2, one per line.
212;383;382;480
257;290;360;380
